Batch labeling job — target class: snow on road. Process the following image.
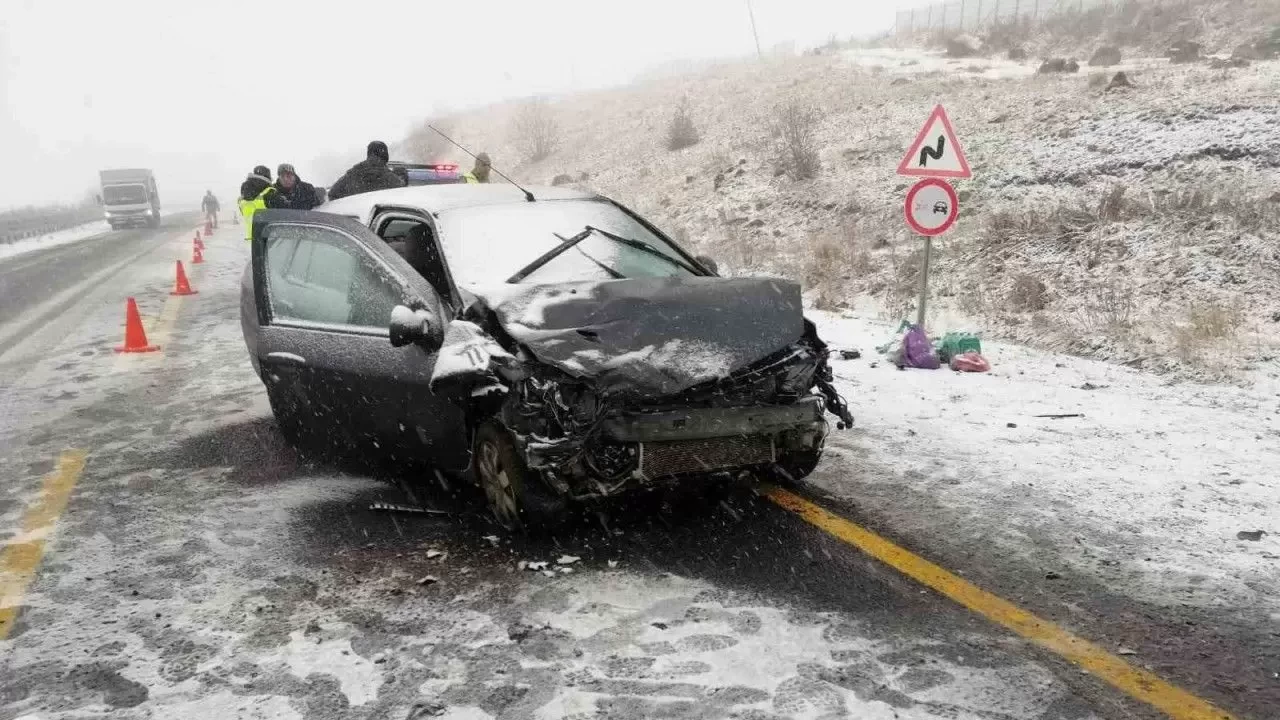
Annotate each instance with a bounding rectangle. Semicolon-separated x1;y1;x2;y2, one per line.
809;309;1280;617
0;221;108;261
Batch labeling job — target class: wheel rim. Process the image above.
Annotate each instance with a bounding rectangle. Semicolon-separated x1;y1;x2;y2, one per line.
478;439;521;530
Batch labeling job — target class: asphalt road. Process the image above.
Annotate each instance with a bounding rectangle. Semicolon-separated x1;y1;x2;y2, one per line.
0;220;1268;719
0;213;200;371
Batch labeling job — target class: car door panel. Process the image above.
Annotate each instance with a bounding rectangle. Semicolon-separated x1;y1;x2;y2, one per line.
251;210;469;470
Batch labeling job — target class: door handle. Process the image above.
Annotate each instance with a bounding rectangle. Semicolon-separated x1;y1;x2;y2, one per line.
266;351;307;366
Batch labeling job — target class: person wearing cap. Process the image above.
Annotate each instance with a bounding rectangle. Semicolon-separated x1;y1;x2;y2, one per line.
274;163;321;211
327;140;405;200
237;165;288;241
462;153;492;184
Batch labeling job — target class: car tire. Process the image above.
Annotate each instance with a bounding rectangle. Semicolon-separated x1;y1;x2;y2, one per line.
769;448;822;487
266;385;307;449
473;421;566;531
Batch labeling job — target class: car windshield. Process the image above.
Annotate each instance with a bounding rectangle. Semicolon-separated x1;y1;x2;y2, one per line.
103;184;147;204
434;198;697;286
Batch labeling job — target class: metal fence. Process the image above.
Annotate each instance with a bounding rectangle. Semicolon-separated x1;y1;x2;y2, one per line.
895;0;1121;36
0;204;102;245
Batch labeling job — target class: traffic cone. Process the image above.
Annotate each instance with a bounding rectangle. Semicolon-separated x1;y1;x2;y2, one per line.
192;244;204;264
170;260;198;296
114;297;160;353
194;233;204;251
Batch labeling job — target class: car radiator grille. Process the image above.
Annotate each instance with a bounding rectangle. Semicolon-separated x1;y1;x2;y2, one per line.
639;435;775;481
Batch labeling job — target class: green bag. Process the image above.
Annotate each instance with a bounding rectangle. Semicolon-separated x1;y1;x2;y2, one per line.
936;332;981;363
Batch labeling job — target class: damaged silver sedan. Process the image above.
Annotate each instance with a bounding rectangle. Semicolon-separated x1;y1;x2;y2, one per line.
240;185;851;529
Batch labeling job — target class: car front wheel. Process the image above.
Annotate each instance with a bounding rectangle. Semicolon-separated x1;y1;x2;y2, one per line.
473;421;566;531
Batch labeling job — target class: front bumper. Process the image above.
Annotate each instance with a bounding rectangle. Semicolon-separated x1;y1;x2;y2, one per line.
523;397;827;494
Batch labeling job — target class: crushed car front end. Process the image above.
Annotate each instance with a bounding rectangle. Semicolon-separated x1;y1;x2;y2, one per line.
438;276;852;502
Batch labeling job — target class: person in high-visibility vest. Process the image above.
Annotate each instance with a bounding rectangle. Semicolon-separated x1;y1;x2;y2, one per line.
462;153;492;184
237;165;287;241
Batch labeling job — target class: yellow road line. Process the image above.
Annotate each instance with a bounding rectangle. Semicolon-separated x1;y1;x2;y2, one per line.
763;485;1235;720
0;449;88;640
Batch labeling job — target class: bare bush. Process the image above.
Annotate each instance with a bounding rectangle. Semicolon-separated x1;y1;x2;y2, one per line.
666;99;700;151
770;102;821;180
511;97;560;163
1008;273;1048;311
1085;280;1136;336
1172;300;1244;362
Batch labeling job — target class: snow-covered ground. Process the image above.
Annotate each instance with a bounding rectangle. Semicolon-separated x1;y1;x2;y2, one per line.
0;221;108;261
809;308;1280;618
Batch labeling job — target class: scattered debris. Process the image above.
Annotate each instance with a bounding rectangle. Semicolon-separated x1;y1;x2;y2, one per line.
1078;382;1107;391
1034;413;1085;419
1117;647;1137;656
369;502;450;516
607;560;619;569
1044;571;1062;580
425;549;444;559
482;535;500;547
1007;422;1018;429
416;575;438;585
838;349;862;360
541;570;556;578
557;555;581;565
651;621;669;630
1236;530;1267;542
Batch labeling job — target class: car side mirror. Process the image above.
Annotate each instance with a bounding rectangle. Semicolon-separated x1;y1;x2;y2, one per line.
389;305;433;348
695;254;719;275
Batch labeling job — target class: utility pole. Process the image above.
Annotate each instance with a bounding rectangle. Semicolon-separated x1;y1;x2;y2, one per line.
746;0;763;60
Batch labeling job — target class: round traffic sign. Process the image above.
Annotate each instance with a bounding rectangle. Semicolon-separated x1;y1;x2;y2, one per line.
904;178;959;236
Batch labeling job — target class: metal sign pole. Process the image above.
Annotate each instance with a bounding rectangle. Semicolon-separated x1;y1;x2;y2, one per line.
916;236;932;328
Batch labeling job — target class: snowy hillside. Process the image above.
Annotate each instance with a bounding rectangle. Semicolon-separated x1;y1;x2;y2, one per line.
405;22;1280;382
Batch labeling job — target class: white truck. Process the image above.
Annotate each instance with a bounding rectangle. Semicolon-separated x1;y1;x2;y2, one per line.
99;169;161;229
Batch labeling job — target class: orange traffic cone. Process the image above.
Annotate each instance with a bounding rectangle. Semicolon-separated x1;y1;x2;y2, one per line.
194;234;205;251
170;260;198;296
192;244;204;265
114;297;160;353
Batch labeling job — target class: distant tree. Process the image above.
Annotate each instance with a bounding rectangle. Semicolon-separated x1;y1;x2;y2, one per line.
771;102;821;180
665;98;700;151
511;97;560;163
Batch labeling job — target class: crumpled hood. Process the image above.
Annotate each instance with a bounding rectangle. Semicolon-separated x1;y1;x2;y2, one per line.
466;277;805;399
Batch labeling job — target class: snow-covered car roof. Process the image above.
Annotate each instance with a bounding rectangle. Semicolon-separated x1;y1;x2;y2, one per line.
318;184;597;224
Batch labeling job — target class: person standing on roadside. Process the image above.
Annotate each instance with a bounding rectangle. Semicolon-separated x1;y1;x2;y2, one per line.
201;190;220;228
462;152;492;183
327;141;404;200
238;165;288;241
274;163;321;210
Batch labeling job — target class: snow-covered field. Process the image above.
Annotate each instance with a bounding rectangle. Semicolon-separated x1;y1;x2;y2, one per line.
810;308;1280;618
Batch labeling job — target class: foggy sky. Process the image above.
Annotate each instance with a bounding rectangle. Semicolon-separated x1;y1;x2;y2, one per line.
0;0;910;211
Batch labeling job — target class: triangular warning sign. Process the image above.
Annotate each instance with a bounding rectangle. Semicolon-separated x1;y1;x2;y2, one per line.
897;104;971;179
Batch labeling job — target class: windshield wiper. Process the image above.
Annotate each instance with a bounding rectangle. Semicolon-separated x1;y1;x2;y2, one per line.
506;225;700;283
583;225;702;275
507;227;594;283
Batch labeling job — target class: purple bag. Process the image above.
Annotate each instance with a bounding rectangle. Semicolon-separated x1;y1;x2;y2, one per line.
903;325;940;369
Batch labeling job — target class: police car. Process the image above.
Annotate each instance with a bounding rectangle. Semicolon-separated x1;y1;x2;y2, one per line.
388;162;463;186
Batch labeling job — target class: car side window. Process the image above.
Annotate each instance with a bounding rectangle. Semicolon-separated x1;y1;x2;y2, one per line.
264;224;404;330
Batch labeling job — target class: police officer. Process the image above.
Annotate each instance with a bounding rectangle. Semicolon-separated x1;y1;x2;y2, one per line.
238;165;287;241
462;153;492;184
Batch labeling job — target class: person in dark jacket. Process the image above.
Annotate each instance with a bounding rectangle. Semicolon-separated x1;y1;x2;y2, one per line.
238;166;289;240
200;190;220;227
327;141;404;200
274;163;321;210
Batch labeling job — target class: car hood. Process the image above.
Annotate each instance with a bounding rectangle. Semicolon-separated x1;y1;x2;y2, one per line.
465;277;805;399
